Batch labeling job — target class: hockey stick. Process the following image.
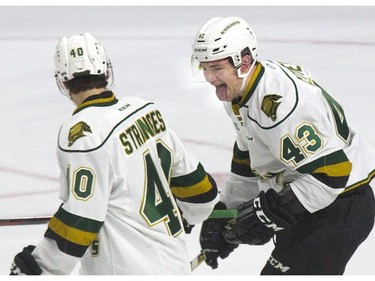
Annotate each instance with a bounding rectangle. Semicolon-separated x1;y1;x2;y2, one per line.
207;209;238;219
190;251;207;271
0;216;51;226
0;209;239;227
190;208;239;271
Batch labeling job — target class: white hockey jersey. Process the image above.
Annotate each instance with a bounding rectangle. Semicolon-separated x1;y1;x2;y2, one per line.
32;91;219;274
221;61;375;212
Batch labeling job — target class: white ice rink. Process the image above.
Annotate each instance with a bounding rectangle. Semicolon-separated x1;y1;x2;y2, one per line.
0;5;374;276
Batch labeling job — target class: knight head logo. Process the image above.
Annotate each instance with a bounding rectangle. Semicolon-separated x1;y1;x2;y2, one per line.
68;121;92;147
261;94;282;121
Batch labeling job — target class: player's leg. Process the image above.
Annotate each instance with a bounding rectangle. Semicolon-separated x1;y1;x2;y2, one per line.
261;185;375;275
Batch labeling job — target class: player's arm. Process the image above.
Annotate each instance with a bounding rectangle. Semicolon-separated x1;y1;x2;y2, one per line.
10;234;81;275
198;140;259;269
11;203;104;275
167;129;219;225
221;140;260;209
171;162;219;225
11;145;108;274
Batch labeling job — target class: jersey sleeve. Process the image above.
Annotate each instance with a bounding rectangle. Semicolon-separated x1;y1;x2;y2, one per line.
32;125;111;273
32;237;80;275
167;129;219;224
220;102;260;207
221;137;260;208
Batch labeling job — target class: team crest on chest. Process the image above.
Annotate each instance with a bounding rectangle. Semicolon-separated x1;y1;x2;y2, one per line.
68;121;92;147
261;94;282;121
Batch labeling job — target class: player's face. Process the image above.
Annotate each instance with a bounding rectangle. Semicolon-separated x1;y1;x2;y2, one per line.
200;59;243;102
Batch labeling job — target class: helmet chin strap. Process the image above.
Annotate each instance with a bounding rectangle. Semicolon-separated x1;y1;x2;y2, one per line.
237;59;257;93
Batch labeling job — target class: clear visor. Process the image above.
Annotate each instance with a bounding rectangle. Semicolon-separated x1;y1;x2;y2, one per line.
190;55;207;82
106;59;115;90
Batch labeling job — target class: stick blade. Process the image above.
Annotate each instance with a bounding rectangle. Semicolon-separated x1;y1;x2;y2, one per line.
190;251;206;271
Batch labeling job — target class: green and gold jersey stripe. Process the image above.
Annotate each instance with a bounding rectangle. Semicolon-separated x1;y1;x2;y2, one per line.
44;205;104;257
53;204;103;233
298;149;352;189
171;163;206;187
342;169;375;194
313;162;352;177
48;216;98;246
231;142;256;178
73;91;118;115
239;63;265;107
171;174;213;199
170;163;217;203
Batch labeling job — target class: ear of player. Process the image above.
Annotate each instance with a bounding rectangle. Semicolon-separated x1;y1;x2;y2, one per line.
223;189;297;245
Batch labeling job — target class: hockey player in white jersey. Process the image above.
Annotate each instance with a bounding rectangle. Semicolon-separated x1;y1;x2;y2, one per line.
10;32;219;275
192;17;375;274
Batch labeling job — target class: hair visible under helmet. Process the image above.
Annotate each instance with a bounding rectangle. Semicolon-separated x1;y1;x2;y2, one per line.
191;17;258;91
54;32;113;96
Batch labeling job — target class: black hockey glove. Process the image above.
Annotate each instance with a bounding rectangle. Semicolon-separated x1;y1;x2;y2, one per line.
223;189;297;245
200;202;238;269
10;245;42;275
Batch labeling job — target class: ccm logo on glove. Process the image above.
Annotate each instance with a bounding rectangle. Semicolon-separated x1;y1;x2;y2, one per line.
254;197;284;232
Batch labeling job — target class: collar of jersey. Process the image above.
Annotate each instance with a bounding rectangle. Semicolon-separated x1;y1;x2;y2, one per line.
73;91;118;115
237;62;265;107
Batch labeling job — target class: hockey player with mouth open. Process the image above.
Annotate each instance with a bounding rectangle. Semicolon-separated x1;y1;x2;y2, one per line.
192;16;375;274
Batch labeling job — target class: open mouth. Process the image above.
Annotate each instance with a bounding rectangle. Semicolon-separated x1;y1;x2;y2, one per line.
215;84;228;101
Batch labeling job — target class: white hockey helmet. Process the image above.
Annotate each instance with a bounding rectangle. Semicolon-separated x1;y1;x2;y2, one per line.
191;17;257;80
54;32;113;95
